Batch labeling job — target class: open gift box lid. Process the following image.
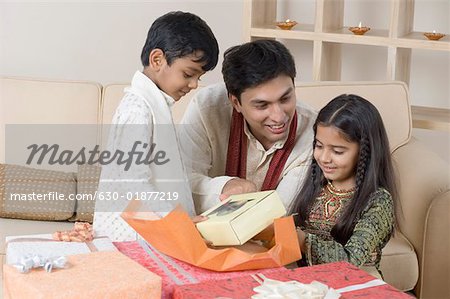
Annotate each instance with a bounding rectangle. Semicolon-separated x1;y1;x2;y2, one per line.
196;190;287;246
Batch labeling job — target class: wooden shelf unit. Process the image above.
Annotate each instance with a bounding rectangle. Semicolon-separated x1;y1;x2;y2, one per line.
243;0;450;132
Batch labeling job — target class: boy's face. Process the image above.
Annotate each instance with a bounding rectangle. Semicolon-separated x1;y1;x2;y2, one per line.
229;75;297;150
153;51;206;101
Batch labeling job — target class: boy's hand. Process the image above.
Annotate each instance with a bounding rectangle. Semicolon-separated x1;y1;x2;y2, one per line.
219;178;257;201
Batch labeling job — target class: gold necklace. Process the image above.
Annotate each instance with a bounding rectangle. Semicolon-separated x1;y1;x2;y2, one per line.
323;182;355;218
326;181;356;196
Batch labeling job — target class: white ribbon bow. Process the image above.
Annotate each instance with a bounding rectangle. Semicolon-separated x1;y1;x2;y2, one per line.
251;276;340;299
13;255;67;273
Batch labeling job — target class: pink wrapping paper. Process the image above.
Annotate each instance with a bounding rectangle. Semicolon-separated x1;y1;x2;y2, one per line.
115;240;282;299
3;251;161;299
172;261;413;299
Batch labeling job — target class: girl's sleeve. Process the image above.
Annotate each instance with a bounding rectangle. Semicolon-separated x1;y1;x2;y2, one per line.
303;189;394;267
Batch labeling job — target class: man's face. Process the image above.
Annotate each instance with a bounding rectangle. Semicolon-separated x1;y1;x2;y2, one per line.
230;75;297;150
154;51;206;101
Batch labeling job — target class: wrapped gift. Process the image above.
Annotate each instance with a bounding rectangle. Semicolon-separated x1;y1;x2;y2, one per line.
5;233;117;265
114;240;283;299
3;251;161;299
172;261;413;299
196;190;286;246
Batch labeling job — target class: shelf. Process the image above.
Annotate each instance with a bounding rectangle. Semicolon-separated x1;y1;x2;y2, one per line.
244;0;449;132
411;106;450;132
250;26;316;41
320;31;391;47
250;27;450;51
398;32;450;51
328;27;390;38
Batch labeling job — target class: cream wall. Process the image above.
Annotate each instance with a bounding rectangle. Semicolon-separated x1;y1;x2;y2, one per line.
0;0;243;85
0;0;448;161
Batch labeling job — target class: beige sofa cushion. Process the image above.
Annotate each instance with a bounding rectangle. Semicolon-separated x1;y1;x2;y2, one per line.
380;232;419;291
296;81;411;152
72;164;101;223
0;164;76;221
101;81;410;153
0;77;102;164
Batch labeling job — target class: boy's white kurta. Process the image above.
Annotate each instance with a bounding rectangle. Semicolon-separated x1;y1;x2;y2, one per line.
179;83;317;213
93;71;195;241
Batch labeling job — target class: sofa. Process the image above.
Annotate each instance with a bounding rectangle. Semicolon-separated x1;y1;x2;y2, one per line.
0;77;448;298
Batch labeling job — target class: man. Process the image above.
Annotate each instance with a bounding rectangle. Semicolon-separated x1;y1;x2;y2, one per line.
179;39;316;213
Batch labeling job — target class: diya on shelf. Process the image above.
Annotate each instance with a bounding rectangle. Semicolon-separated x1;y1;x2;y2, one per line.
349;22;370;35
276;19;297;30
424;30;446;41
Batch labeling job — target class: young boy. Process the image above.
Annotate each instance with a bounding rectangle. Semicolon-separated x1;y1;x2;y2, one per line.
93;11;219;241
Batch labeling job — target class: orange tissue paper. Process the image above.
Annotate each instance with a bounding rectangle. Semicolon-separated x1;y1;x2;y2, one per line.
120;203;301;272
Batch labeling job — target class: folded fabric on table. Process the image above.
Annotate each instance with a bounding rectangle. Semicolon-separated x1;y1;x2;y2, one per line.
171;261;413;299
114;240;283;299
3;251;161;299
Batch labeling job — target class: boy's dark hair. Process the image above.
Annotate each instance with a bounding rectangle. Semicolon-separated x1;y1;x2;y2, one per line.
141;11;219;72
290;94;399;245
221;39;296;101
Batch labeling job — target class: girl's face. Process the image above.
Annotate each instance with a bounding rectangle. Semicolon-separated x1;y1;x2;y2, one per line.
314;124;360;190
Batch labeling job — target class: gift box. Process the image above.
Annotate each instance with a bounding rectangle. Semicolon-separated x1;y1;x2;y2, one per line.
121;204;300;272
5;233;117;265
114;240;283;299
196;190;286;245
172;261;413;299
3;251;161;299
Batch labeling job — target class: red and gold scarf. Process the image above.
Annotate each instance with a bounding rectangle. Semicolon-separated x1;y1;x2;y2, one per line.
225;109;298;190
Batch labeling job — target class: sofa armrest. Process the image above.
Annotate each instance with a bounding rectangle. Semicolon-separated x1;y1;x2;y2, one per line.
392;137;450;298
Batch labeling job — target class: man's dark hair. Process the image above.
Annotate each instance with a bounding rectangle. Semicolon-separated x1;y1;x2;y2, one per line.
221;39;296;100
141;11;219;72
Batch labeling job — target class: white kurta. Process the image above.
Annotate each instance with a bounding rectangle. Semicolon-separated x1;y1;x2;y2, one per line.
93;71;194;241
179;83;317;213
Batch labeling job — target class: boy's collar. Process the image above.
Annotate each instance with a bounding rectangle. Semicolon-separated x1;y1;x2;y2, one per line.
133;71;175;108
159;89;175;108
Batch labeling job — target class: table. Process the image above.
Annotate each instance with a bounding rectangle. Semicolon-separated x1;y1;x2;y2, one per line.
172;261;413;299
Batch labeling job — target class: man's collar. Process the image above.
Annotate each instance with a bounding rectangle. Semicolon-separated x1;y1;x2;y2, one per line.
242;121;287;153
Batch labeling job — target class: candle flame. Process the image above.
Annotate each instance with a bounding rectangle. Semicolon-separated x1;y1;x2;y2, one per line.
358;21;362;28
286;19;290;23
433;30;436;34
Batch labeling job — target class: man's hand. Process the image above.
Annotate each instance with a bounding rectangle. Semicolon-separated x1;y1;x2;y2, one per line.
191;215;208;224
219;178;257;201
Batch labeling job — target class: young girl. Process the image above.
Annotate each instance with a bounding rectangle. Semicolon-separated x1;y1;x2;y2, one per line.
290;94;398;277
